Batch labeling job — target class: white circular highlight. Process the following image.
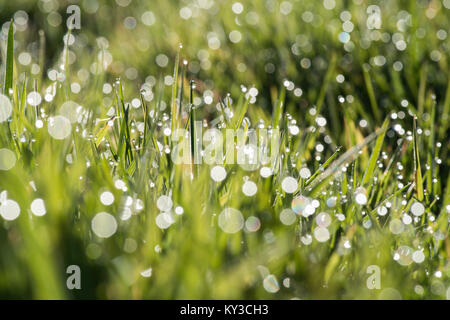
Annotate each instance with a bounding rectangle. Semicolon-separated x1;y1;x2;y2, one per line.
48;115;72;140
91;212;118;238
218;208;244;234
0;94;13;123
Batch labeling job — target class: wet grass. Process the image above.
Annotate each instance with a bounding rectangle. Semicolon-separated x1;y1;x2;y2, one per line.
0;1;449;299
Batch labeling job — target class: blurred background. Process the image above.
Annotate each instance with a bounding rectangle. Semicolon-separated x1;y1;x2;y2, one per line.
1;0;448;118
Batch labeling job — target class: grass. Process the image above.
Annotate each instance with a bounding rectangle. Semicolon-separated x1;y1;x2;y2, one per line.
0;1;449;299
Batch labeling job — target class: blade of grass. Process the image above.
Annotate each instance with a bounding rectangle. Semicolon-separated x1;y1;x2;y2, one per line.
171;45;181;132
315;53;336;114
272;86;285;129
4;20;14;95
413;115;424;201
235;94;251;130
361;117;389;187
304;146;342;187
307;129;381;197
362;66;381;123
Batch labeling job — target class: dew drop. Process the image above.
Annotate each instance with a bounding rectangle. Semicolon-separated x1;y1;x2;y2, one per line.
91;212;118;238
291;195;311;216
218;208;244;233
210;165;227;182
0;94;13;123
27;91;42;106
242;180;257;196
48;115;72;140
31;198;46;216
100;191;115;206
280;208;296;225
410;202;425;216
263;274;280;293
299;167;311;179
314;227;330;242
0;148;16;171
260;166;273;178
354;187;368;205
156;212;174;229
281;176;298;193
157;195;173;211
316;212;331;228
0;199;20;221
245;216;261;232
412;250;425;263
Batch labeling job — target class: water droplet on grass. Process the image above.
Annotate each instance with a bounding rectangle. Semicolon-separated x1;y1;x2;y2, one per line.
157;195;172;211
281;176;298;193
314;227;330;242
245;216;261;232
0;148;16;171
301;234;312;245
354;187;368;205
27;91;42;106
389;219;404;234
59;100;81;123
48;115;72;140
218;208;244;233
394;246;413;266
140;267;152;278
156;212;174;229
100;191;115;206
0;199;20;221
280;208;296;225
242;180;257;196
299;167;311;179
175;206;184;215
263;274;280;293
410;202;425;216
377;206;388;216
412;250;425;263
91;212;118;238
291;195;311;216
0;94;13;123
210;165;227;182
260;166;272;178
316;212;331;227
31;198;46;216
326;196;337;208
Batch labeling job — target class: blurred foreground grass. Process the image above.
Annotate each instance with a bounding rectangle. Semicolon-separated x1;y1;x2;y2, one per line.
0;0;449;299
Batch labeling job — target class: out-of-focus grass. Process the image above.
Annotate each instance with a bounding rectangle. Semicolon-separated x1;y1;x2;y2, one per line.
0;0;448;299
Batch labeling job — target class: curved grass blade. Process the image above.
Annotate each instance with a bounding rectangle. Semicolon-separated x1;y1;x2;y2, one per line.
304;146;342;187
307;128;383;197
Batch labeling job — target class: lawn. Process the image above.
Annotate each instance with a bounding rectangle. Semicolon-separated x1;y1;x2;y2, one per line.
0;0;449;299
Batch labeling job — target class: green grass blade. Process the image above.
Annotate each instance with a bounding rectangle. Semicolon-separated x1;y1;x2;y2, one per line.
413;116;424;201
235;94;251;130
361;117;389;187
315;53;336;114
304;146;342;187
4;20;14;95
272;86;285;129
171;45;181;132
308;130;381;197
